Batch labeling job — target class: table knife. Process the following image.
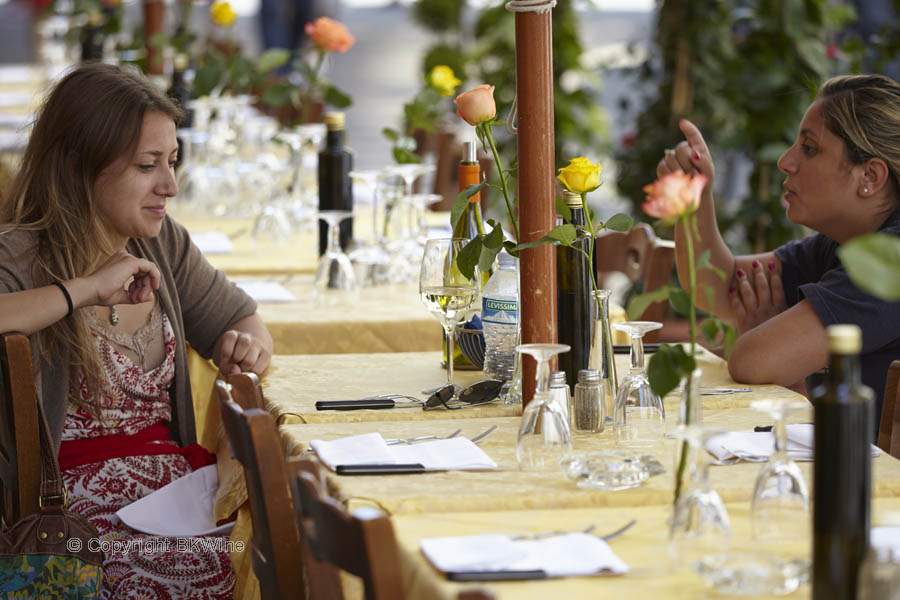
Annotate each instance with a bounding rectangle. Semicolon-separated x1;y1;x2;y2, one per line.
315;398;424;411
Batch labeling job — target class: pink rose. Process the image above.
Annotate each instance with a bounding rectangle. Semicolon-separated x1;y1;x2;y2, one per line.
642;170;707;221
454;85;497;126
305;17;355;53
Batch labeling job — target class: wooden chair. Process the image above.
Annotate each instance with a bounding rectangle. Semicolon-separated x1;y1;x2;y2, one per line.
594;223;679;343
0;332;40;527
877;360;900;458
217;377;341;600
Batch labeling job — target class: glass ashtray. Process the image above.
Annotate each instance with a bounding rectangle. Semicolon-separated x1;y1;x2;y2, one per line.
558;451;651;490
694;551;810;596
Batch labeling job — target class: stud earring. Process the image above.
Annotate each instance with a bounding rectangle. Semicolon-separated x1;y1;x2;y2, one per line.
863;187;869;193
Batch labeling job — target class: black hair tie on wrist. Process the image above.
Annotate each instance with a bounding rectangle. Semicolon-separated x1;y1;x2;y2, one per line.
52;281;73;318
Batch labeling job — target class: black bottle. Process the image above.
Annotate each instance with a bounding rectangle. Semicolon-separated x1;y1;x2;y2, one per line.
812;323;874;600
318;112;353;255
80;11;105;63
556;190;592;395
167;53;193;171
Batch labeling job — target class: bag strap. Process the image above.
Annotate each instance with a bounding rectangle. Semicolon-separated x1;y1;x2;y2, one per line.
35;399;66;509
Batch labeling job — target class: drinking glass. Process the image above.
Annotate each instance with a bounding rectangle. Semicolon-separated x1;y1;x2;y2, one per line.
612;321;665;447
749;398;811;546
418;239;479;384
515;343;573;471
313;210;357;302
668;424;731;568
386;162;436;197
348;169;391;285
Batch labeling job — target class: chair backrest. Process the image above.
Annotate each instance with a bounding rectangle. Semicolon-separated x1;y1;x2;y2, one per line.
0;332;41;526
289;456;404;600
594;223;676;342
216;378;305;600
878;360;900;457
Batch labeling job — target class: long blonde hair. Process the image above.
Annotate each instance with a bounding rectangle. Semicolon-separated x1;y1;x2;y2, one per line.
2;63;182;387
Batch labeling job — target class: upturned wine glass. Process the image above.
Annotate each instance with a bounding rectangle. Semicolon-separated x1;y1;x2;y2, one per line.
313;210;357;302
749;398;811;546
516;343;573;471
418;239;479;385
668;424;731;569
612;321;665;447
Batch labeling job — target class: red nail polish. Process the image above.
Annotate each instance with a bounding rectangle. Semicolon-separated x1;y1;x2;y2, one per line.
729;287;735;295
736;268;745;278
768;261;775;271
693;151;701;161
752;260;760;269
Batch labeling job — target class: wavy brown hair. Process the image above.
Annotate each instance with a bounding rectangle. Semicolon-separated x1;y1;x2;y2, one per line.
1;63;182;389
819;74;900;207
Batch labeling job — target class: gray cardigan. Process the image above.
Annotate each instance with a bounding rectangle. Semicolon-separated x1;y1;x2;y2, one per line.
0;216;258;450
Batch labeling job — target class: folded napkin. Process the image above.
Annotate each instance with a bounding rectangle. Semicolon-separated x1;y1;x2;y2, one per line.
707;424;881;463
191;231;233;254
116;465;234;537
235;280;296;303
309;432;497;472
420;532;628;577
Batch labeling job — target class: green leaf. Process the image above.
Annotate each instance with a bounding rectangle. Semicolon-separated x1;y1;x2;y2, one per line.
503;240;519;258
669;287;691;316
478;226;504;274
626;285;672;321
451;183;486;231
323;86;352;108
256;48;291;73
555;196;572;223
546;224;577;246
392;148;420;164
482;222;505;249
512;235;560;252
700;318;721;345
260;82;294;107
696;250;727;282
603;213;634;233
703;285;715;312
838;233;900;301
457;236;482;280
647;344;689;398
382;127;399;142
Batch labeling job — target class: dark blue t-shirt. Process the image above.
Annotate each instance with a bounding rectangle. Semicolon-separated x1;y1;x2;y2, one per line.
774;211;900;421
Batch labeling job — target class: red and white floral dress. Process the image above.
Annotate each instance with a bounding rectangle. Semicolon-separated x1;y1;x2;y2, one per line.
60;303;234;599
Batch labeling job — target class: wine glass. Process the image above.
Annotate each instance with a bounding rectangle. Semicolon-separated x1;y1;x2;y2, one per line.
668;424;731;569
386;162;435;197
749;398;811;548
348;169;391;286
516;343;573;471
313;210;357;302
612;321;665;447
418;239;479;385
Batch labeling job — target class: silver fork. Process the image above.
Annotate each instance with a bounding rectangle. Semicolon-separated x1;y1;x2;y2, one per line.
384;428;463;445
468;424;498;444
510;519;636;542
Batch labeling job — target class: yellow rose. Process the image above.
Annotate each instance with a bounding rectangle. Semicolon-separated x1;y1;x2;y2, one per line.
210;0;236;27
454;85;496;126
557;156;602;194
428;65;461;97
642;170;707;221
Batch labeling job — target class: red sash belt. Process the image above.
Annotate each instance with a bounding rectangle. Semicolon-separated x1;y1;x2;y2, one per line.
59;421;216;472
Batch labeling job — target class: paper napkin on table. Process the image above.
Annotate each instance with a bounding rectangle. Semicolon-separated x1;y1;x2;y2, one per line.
309;432;497;472
235;280;296;303
420;532;628;577
116;465;234;537
706;423;881;463
191;231;233;254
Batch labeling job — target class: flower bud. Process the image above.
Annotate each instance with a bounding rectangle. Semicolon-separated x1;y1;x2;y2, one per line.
454;85;497;126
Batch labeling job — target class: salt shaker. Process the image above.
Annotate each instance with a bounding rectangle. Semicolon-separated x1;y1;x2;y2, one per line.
574;369;603;433
549;370;570;424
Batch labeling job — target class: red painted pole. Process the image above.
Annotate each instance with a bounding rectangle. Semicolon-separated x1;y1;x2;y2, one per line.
514;6;556;406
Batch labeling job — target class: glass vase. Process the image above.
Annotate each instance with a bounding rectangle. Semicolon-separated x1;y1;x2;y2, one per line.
680;367;702;425
588;289;618;427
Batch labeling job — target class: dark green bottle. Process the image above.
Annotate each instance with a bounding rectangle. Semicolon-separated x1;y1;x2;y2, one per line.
318;112;353;255
556;190;592;395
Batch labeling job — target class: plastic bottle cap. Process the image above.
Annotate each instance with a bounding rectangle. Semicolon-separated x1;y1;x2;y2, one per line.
827;324;862;354
562;189;583;208
578;369;600;382
173;53;189;71
324;112;345;130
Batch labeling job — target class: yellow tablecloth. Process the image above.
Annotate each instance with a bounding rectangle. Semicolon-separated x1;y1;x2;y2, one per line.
391;497;900;600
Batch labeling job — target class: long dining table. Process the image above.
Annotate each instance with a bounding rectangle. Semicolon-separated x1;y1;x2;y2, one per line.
224;345;900;599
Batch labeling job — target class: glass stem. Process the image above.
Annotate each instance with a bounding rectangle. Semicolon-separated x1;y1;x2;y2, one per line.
326;218;341;254
445;324;456;384
536;358;550;394
630;334;644;372
773;413;788;460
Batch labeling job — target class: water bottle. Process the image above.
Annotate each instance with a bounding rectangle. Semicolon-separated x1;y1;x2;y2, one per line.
482;251;518;380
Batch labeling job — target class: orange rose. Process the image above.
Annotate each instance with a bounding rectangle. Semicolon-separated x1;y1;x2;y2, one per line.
454;85;497;126
642;170;707;221
305;17;355;53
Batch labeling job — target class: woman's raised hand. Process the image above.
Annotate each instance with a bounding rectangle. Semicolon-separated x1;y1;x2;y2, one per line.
84;250;161;307
657;119;716;185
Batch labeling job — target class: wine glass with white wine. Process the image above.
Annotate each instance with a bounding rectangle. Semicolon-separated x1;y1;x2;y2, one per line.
419;238;479;385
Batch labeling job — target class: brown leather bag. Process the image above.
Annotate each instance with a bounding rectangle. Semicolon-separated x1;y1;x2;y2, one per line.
0;401;104;596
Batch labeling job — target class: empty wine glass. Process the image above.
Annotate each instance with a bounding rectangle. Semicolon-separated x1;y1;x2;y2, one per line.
750;398;811;548
612;321;665;447
386;162;435;197
418;239;479;385
668;424;731;569
516;343;573;471
314;210;357;302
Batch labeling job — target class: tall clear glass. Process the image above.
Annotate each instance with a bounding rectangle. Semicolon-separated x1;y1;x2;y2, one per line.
418;239;479;384
588;289;618;427
516;343;572;471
